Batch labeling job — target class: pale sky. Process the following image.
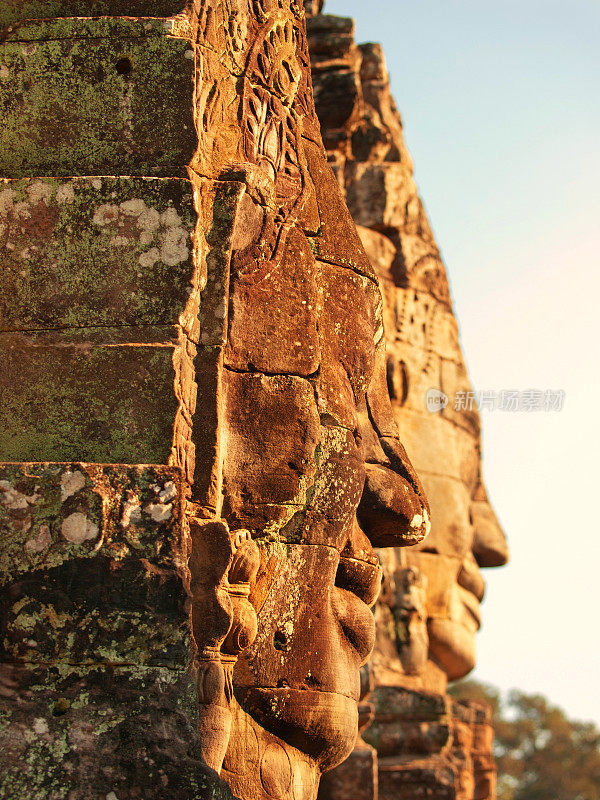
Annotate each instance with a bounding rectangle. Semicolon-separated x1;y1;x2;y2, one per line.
325;0;600;724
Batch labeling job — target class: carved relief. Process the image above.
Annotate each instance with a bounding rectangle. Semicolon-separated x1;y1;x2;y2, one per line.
191;520;260;772
190;4;430;798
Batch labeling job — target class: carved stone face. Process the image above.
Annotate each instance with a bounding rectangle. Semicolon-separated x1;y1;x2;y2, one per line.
394;312;508;680
404;440;508;681
218;150;430;799
361;230;509;682
301;11;508;688
190;3;430;798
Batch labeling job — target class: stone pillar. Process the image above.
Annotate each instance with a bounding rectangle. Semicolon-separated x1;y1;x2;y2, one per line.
469;702;497;800
0;4;241;797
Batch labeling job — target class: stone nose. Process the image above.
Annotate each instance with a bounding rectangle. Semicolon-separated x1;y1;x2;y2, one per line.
470;480;509;568
356;340;430;549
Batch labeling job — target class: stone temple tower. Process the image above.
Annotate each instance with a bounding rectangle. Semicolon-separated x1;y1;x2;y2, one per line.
306;7;508;800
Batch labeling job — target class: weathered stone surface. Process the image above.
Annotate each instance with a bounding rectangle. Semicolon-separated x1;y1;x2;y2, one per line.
304;139;377;281
345;162;422;232
0;0;188;27
0;463;186;659
317;261;380;415
0;0;435;797
453;700;497;800
304;0;324;17
318;662;378;800
0;330;180;463
318;742;377;800
222;701;321;800
0;176;196;330
0;464;183;566
226;227;322;376
189;344;222;508
0;663;234;800
0;18;195;178
197;179;246;347
370;685;449;724
0;464;235;799
378;758;457;800
306;15;361;154
221;370;321;533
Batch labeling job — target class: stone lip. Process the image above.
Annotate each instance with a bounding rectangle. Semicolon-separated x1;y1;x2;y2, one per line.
1;16;179;41
235;686;359;773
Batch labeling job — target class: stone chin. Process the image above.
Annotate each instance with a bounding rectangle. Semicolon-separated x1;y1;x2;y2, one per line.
427;617;477;681
235;687;359;772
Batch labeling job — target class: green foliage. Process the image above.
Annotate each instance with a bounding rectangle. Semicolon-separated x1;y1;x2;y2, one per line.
450;680;600;800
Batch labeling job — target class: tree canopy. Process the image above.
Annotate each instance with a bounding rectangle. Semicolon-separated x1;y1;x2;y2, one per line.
449;680;600;800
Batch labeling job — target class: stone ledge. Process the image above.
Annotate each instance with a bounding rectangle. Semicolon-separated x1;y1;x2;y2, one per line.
0;1;190;28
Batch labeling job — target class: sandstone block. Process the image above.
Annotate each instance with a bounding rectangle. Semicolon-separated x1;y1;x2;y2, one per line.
306;15;362;151
299;423;365;550
318;742;378;800
367;719;452;759
0;177;196;330
317;261;380;429
0;329;180;463
370;686;450;723
439;358;480;437
225;228;321;376
189;344;222;508
198;179;246;347
0;663;226;800
306;14;355;61
0;464;231;798
345;162;419;232
0;18;195;178
378;758;457;800
0;462;187;665
221;370;320;533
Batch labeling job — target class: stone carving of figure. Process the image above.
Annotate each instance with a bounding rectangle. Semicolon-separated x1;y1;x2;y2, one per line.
191;3;431;797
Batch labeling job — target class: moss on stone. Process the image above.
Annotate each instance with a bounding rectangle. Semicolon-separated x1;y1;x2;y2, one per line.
0;463;184;581
0;177;196;331
0;332;180;463
0;19;196;178
0;664;236;800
